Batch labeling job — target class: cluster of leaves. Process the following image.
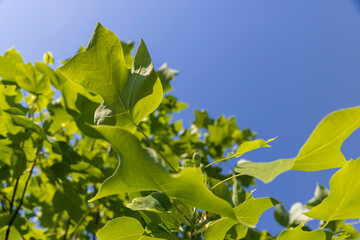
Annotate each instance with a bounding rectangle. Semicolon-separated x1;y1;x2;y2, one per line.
1;22;360;240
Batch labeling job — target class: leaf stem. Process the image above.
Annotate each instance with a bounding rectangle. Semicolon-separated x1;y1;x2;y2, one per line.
136;125;178;173
203;155;236;170
210;173;245;190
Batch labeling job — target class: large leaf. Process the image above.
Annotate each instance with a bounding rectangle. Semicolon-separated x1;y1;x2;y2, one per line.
235;106;360;183
305;159;360;223
90;126;236;220
59;23;162;132
292;106;360;171
276;225;329;240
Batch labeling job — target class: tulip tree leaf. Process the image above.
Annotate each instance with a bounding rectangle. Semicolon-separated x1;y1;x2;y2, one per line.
234;106;360;183
292;106;360;171
96;217;144;240
90;125;236;220
234;158;294;183
59;23;162;133
126;192;172;213
0;48;25;83
202;218;240;240
203;195;278;240
305;159;360;223
276;225;328;240
236;138;276;156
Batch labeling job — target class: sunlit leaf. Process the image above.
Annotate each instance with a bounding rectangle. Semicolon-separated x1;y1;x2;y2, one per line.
306;159;360;223
59;23;162;132
90;126;236;220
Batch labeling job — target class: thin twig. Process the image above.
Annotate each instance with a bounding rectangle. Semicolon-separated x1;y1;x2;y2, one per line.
63;218;71;240
69;204;99;239
5;140;41;240
9;177;19;213
0;192;11;202
203;155;235;170
210;173;245;190
136;125;178;173
5;159;37;240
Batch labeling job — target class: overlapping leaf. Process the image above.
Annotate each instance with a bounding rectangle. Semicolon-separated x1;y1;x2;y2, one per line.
276;225;329;240
305;159;360;222
90;125;236;220
202;195;278;240
234;106;360;183
59;23;162;132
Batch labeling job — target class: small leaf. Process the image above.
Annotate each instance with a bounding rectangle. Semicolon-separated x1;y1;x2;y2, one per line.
274;204;290;227
126;192;172;213
235;138;275;156
306;184;329;208
43;51;54;65
157;63;178;92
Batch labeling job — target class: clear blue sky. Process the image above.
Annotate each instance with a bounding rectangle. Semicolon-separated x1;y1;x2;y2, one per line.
1;0;360;235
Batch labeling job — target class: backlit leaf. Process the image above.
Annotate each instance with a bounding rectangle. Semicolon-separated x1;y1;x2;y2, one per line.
305;159;360;223
90;126;236;220
59;23;162;132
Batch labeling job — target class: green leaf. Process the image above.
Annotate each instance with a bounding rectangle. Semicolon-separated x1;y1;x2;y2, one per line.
90;125;236;220
225;224;248;240
234;158;293;183
274;204;290;227
43;51;54;65
202;218;239;240
305;159;360;222
306;184;329;208
341;224;360;240
276;225;328;240
236;138;275;156
292;106;360;171
157;63;178;92
203;195;277;239
16;63;51;95
0;48;25;83
207;138;275;168
288;202;310;226
0;226;21;240
234;195;279;227
96;217;144;240
126;192;172;213
59;23;162;133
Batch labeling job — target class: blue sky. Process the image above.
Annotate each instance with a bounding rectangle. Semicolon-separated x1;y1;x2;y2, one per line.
1;0;360;235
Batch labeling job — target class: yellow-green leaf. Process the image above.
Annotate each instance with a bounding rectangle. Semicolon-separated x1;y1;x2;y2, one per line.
305;159;360;223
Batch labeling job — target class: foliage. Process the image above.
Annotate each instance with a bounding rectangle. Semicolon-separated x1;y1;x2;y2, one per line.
0;22;360;239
